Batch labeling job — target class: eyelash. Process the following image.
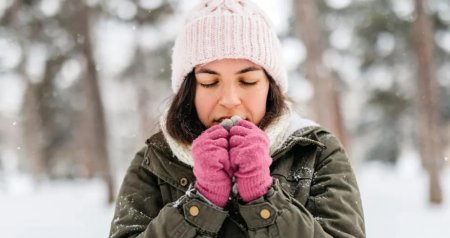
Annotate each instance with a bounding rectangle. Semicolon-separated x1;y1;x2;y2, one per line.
240;81;257;86
200;82;218;88
200;81;257;88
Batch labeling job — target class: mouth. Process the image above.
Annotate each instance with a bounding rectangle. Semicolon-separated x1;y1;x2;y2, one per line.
213;115;246;125
213;116;232;124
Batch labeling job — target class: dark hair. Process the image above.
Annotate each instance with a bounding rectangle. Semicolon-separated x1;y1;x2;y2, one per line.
166;70;288;144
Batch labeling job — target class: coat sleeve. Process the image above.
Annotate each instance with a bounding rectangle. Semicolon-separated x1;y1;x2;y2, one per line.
109;148;228;238
238;132;365;238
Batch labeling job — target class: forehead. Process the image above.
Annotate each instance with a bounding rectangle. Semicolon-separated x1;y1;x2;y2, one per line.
196;59;263;71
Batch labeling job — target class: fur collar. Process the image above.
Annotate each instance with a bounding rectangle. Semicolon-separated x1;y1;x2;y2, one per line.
159;106;318;167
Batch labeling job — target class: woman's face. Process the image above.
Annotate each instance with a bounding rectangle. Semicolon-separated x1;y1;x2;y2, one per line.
194;59;270;128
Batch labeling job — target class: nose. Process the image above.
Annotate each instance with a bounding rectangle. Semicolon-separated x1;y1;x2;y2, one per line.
218;85;241;109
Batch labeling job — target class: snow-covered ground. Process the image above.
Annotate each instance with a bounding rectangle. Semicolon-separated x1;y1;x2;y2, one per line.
359;161;450;237
0;162;449;238
0;175;115;238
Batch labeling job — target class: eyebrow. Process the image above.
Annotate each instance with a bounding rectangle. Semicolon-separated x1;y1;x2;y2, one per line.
195;66;262;75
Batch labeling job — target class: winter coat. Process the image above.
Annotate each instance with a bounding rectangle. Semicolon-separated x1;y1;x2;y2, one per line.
109;124;365;238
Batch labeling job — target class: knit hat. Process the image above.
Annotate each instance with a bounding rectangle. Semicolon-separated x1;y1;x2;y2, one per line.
171;0;288;93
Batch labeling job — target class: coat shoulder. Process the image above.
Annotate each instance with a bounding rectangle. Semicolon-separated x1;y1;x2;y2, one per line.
145;131;172;154
291;126;344;151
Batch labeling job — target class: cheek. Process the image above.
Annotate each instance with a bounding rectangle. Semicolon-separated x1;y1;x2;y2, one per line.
194;89;214;126
247;88;269;124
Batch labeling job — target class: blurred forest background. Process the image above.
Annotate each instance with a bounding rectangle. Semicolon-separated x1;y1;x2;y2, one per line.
0;0;449;237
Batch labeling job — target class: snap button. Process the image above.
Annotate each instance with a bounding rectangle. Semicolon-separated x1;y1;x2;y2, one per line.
180;177;188;187
189;205;200;217
260;208;271;219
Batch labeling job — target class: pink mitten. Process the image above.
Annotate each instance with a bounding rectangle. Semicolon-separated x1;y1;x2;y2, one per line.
192;125;232;208
229;120;273;202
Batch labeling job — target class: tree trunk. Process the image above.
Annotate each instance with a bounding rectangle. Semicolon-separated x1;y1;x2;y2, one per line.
132;48;155;143
412;0;443;204
21;54;65;179
137;85;156;142
21;82;46;180
70;2;115;204
294;0;349;151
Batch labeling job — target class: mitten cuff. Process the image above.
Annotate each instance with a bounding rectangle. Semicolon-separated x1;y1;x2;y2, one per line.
196;182;231;208
237;174;273;202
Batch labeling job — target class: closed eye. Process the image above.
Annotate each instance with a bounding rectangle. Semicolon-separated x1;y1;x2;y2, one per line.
199;81;218;88
240;80;258;86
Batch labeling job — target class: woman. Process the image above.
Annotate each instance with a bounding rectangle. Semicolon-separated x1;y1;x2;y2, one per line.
109;0;365;237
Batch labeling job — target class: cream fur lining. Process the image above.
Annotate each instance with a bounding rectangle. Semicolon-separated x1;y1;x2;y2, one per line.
159;105;318;167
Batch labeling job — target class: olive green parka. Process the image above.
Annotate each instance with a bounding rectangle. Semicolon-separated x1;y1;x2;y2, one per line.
109;124;365;238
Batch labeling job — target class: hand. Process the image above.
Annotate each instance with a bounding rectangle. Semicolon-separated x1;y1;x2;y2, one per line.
192;125;232;208
229;120;273;202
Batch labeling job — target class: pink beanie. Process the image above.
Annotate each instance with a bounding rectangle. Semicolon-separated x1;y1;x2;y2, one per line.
171;0;288;93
